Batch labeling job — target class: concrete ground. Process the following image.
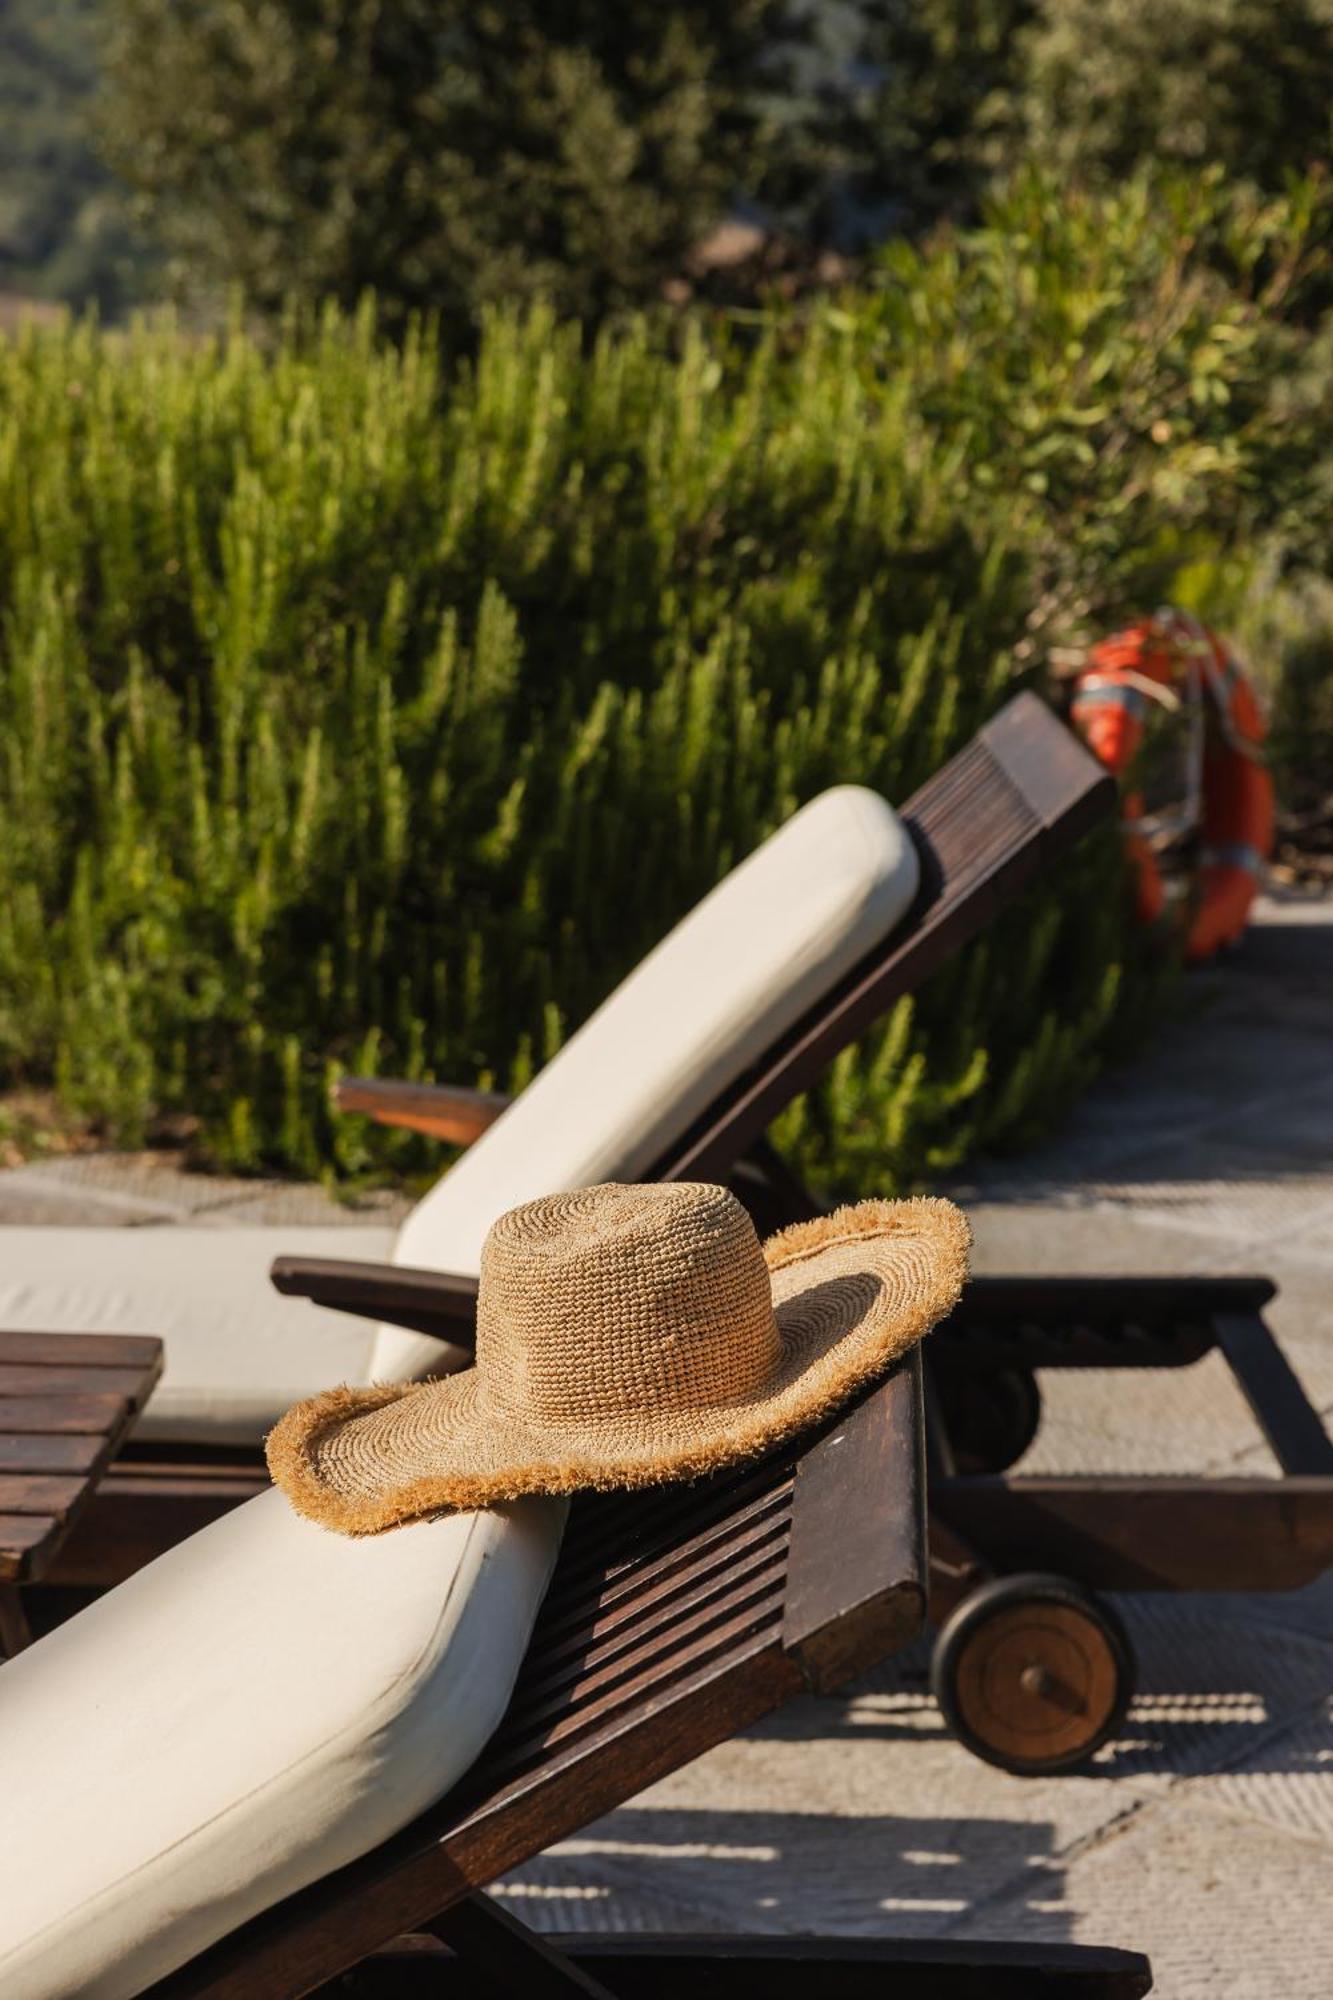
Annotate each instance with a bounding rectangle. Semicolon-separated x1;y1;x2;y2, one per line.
1;894;1328;1994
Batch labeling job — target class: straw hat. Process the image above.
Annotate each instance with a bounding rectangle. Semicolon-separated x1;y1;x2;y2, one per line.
267;1182;969;1536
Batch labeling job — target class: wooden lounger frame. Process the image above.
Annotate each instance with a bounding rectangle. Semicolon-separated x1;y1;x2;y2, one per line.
39;691;1333;1669
928;1274;1333;1609
15;701;1157;1991
185;725;1333;1609
49;691;1119;1585
141;1357;1150;2000
273;692;1120;1345
266;1270;1333;1607
265;696;1333;1626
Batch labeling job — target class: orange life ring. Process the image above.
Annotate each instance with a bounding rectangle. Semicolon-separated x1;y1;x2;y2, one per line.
1070;610;1274;963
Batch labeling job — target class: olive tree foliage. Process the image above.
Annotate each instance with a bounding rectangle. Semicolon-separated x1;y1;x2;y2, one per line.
1018;0;1333;194
99;0;886;330
873;0;1035;226
871;0;1333;230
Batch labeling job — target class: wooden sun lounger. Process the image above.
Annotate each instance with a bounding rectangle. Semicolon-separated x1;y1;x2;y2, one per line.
930;1274;1333;1596
31;692;1331;1781
257;702;1333;1775
265;1269;1333;1604
265;1249;1333;1781
275;690;1119;1335
40;692;1116;1592
139;1356;1152;1999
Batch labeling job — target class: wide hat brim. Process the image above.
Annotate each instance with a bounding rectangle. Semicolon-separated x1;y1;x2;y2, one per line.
267;1197;970;1536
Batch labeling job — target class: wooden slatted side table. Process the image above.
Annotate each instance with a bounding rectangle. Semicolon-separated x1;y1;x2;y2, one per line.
0;1329;163;1658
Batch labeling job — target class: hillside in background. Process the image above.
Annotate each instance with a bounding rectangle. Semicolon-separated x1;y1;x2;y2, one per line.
0;0;146;312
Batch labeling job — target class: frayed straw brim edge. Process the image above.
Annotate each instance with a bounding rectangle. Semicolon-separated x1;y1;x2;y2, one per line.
762;1194;971;1279
266;1195;971;1536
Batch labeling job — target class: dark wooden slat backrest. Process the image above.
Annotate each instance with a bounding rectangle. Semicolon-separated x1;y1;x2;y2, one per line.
150;1355;925;2000
657;694;1114;1185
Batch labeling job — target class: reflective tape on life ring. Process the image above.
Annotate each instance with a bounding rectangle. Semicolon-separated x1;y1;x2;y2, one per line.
1200;842;1267;881
1070;681;1149;720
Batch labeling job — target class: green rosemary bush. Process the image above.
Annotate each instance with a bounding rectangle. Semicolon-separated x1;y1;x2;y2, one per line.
0;172;1320;1192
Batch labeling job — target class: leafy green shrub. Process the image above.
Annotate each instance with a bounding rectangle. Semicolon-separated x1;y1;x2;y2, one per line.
855;168;1329;627
1229;567;1333;809
853;1;1333;239
1226;299;1333;810
1017;0;1333;198
0;170;1323;1193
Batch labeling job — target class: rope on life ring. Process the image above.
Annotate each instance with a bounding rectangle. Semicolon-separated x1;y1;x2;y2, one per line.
1069;609;1274;963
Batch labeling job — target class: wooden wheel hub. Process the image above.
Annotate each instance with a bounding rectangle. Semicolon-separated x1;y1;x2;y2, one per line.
951;1600;1123;1766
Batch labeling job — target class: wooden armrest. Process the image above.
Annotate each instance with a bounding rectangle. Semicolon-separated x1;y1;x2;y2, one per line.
331;1077;511;1146
782;1349;926;1691
270;1256;477;1352
956;1274;1276;1317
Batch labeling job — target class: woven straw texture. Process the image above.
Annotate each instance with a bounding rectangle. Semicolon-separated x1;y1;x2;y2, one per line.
267;1183;969;1535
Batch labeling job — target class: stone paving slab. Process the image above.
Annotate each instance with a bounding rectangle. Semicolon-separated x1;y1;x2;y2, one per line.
971;1796;1333;1999
0;1149;409;1229
499;1584;1333;1972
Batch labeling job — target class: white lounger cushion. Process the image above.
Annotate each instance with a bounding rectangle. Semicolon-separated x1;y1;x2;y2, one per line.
0;1227;395;1445
0;1488;565;2000
377;784;917;1377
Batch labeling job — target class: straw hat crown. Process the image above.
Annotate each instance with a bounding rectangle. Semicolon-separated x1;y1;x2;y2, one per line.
476;1182;781;1429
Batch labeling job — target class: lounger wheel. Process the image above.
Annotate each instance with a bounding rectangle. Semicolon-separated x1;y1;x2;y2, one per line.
932;1572;1135;1775
933;1363;1041;1474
